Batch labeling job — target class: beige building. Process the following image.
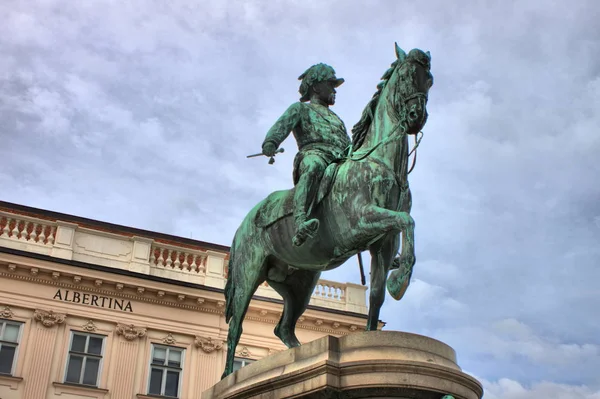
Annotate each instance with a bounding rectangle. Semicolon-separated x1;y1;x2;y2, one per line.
0;201;370;399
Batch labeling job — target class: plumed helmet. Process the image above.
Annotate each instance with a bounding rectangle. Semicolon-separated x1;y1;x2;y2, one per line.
298;63;344;102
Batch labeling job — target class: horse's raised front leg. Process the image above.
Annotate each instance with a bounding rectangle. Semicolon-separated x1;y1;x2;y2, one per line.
356;203;416;302
387;188;416;300
366;234;399;330
387;227;415;299
356;205;414;239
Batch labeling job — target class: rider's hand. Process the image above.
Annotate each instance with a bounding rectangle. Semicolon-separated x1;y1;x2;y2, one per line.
262;142;277;157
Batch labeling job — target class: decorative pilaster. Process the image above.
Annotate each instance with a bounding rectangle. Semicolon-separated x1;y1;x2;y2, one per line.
194;336;224;397
23;309;64;399
112;323;145;399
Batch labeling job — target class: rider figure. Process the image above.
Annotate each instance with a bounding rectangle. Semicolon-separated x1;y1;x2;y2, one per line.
262;63;351;246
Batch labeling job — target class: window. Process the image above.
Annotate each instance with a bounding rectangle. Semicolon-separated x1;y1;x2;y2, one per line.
64;332;105;386
0;320;22;375
232;357;255;372
148;344;184;398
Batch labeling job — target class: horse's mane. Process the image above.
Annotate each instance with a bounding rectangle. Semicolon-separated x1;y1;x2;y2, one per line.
351;59;400;150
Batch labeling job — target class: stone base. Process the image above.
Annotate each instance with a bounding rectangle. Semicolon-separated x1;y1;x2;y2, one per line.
203;331;483;399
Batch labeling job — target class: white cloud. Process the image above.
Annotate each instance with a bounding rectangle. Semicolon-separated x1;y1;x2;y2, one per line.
481;378;600;399
1;0;599;391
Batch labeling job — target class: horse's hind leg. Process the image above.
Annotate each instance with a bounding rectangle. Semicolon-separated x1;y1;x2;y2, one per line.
222;254;267;379
269;269;321;348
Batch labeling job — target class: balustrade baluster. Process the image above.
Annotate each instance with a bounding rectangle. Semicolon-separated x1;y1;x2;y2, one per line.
150;247;157;265
46;226;55;245
157;249;165;266
165;250;173;268
198;255;206;273
2;218;11;238
11;220;19;238
20;221;30;241
173;251;181;269
29;223;38;242
190;254;198;272
38;225;46;244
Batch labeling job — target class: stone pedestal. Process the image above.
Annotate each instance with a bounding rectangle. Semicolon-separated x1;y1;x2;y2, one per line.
203;331;483;399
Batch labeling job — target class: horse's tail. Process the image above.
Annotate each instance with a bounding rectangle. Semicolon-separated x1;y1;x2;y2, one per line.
224;235;237;324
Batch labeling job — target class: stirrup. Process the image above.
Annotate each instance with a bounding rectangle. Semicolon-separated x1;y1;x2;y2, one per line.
292;219;319;247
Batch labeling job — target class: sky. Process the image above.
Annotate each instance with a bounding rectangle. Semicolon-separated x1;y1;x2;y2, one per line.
1;0;599;397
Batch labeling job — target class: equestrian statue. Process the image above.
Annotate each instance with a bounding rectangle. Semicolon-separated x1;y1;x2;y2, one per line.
222;43;434;379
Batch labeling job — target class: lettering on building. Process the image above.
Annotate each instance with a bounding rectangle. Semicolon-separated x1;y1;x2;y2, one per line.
53;290;133;312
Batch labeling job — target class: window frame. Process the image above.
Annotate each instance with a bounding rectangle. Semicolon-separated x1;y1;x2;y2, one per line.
232;357;255;372
63;331;106;387
146;343;185;398
0;319;23;376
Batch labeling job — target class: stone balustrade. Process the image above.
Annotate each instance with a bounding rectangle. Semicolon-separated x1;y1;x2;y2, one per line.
150;244;208;273
0;209;367;314
314;279;345;301
0;214;56;253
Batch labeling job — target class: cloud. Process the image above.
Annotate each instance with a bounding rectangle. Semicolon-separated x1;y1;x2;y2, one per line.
1;0;599;393
480;378;600;399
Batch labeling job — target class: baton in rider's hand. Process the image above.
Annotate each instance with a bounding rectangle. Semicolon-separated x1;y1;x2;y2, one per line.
246;148;285;165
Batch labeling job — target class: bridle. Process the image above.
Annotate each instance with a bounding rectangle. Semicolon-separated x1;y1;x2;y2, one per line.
348;66;429;177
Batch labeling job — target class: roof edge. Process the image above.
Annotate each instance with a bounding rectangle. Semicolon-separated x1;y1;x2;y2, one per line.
0;200;230;252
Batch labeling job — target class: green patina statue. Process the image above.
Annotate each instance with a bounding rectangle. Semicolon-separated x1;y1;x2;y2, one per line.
261;63;349;247
222;43;434;379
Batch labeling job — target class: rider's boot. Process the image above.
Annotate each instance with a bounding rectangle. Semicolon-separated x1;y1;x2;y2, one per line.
292;213;319;247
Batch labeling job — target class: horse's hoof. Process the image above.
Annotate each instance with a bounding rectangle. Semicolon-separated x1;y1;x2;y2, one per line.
387;268;410;300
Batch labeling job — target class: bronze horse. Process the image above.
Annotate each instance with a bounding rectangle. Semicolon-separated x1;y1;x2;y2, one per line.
222;43;433;379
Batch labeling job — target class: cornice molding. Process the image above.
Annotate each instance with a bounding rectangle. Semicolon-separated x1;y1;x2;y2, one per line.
0;263;366;335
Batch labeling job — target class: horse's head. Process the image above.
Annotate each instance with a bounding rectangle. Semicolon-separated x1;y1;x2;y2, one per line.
388;43;433;134
351;43;434;151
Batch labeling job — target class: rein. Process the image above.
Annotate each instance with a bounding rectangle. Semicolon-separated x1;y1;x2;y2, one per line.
348;92;427;176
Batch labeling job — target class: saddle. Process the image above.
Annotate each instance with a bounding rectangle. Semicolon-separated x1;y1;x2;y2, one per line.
255;162;342;228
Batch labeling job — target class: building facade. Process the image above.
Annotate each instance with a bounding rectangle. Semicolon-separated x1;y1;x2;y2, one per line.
0;201;370;399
